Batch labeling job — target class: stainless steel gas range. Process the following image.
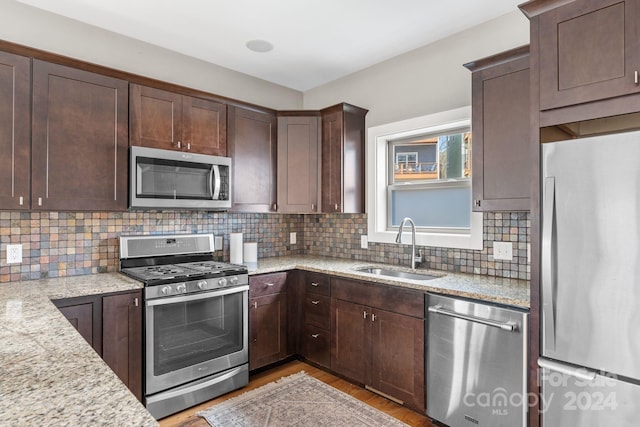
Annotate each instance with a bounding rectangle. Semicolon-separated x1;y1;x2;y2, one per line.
119;233;249;420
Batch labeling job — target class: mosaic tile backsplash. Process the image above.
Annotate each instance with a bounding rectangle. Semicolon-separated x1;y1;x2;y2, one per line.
0;210;529;283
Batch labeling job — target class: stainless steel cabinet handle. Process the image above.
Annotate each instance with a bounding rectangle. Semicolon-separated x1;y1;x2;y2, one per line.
635;70;639;85
265;283;274;287
177;141;182;149
538;357;596;382
428;305;516;332
311;203;315;211
310;282;319;287
187;142;191;150
38;197;42;206
311;300;320;305
474;199;481;207
363;311;368;319
19;196;24;206
371;313;377;322
252;301;258;309
542;177;557;350
311;334;319;338
134;298;139;307
334;203;338;211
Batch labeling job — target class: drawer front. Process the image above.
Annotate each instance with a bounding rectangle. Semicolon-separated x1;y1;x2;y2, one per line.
332;277;424;318
303;324;330;367
249;272;287;297
305;272;330;296
304;294;330;329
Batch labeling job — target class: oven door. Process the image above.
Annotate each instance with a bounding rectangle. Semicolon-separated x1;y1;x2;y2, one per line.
145;285;248;395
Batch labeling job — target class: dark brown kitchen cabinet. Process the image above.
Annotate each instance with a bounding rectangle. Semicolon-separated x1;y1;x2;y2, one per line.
528;0;640;110
31;60;128;211
0;51;30;210
54;290;142;401
277;114;321;213
102;290;143;402
464;46;531;211
130;84;227;155
301;272;331;367
54;295;102;355
228;106;277;212
320;103;368;213
249;272;288;370
331;277;425;412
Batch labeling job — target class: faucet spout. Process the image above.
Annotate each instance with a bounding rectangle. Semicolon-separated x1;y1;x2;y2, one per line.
395;217;422;270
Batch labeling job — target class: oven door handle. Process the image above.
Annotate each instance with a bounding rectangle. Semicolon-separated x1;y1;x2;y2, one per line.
146;285;249;307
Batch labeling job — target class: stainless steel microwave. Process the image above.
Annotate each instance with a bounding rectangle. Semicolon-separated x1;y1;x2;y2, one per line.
129;146;232;210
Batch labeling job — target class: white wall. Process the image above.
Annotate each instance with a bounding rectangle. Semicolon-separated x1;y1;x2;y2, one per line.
0;0;303;110
303;11;529;127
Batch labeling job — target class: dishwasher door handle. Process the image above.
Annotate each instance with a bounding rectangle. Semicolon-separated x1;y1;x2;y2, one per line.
428;305;517;332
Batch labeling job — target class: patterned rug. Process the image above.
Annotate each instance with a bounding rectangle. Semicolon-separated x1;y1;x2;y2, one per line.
197;371;409;427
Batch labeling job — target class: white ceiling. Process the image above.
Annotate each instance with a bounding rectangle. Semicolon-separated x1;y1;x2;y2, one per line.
16;0;524;91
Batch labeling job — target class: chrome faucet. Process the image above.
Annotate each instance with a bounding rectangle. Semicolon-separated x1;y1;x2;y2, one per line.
395;217;423;270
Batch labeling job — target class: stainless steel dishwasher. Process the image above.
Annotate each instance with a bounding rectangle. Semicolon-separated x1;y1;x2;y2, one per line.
426;293;528;427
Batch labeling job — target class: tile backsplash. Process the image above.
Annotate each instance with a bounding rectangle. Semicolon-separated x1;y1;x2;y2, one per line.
0;210;529;283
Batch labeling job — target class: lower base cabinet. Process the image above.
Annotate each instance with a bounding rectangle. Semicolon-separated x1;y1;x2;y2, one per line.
54;290;142;401
331;278;425;412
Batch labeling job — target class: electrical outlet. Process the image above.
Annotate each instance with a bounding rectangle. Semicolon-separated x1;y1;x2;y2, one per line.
214;236;223;251
6;244;22;264
493;241;513;261
290;232;297;245
361;235;368;249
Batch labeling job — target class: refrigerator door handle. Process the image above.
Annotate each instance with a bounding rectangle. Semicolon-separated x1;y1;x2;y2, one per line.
538;357;596;382
542;176;557;351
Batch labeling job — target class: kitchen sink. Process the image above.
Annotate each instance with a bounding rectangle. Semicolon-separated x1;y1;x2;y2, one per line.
354;266;440;281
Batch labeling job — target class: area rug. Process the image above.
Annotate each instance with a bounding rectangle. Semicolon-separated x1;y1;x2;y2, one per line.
197;371;409;427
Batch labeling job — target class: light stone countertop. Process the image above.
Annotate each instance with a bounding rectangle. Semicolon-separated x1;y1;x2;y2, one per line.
0;273;158;426
250;255;530;308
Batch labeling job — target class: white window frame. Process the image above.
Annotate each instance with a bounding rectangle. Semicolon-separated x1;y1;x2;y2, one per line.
366;106;482;250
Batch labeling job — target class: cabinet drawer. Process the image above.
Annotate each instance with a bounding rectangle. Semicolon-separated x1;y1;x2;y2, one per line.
305;272;330;296
305;294;330;329
303;324;330;367
249;272;287;297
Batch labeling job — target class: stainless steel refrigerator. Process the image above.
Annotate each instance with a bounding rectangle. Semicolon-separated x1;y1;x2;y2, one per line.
540;130;640;426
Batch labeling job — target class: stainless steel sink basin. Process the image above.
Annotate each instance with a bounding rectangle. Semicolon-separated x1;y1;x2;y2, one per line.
354;266;440;281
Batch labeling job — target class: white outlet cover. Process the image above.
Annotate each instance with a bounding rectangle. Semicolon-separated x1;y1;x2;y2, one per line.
7;244;22;264
214;236;223;251
493;241;513;261
290;232;297;245
361;235;368;249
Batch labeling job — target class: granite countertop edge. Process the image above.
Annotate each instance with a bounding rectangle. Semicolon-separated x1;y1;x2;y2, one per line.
249;255;530;309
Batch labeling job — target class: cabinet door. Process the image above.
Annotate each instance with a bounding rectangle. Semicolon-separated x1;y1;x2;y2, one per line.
249;292;287;370
31;60;128;211
102;291;143;401
277;116;320;213
129;84;183;150
470;50;531;211
321;109;343;212
331;298;368;383
538;0;640;110
54;295;102;355
183;96;227;156
303;324;331;368
0;51;30;210
228;106;277;212
369;308;425;412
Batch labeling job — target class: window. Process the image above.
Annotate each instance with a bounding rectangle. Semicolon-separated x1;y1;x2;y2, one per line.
366;106;482;249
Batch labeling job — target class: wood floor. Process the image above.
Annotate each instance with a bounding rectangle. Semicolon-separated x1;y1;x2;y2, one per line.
159;360;435;427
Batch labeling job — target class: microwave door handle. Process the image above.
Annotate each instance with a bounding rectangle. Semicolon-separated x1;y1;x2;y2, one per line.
211;165;221;200
542;176;556;351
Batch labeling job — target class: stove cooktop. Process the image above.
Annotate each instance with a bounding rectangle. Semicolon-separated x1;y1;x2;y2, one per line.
121;260;247;285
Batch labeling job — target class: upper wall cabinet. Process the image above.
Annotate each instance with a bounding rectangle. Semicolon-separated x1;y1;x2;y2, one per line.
130;84;227;156
529;0;640;110
32;60;129;211
228;106;277;212
321;103;368;213
277;114;321;213
465;46;531;212
0;51;30;210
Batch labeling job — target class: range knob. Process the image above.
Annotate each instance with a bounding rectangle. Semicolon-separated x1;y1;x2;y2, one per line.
229;276;239;285
176;283;187;293
197;281;207;290
161;286;172;296
218;277;228;287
